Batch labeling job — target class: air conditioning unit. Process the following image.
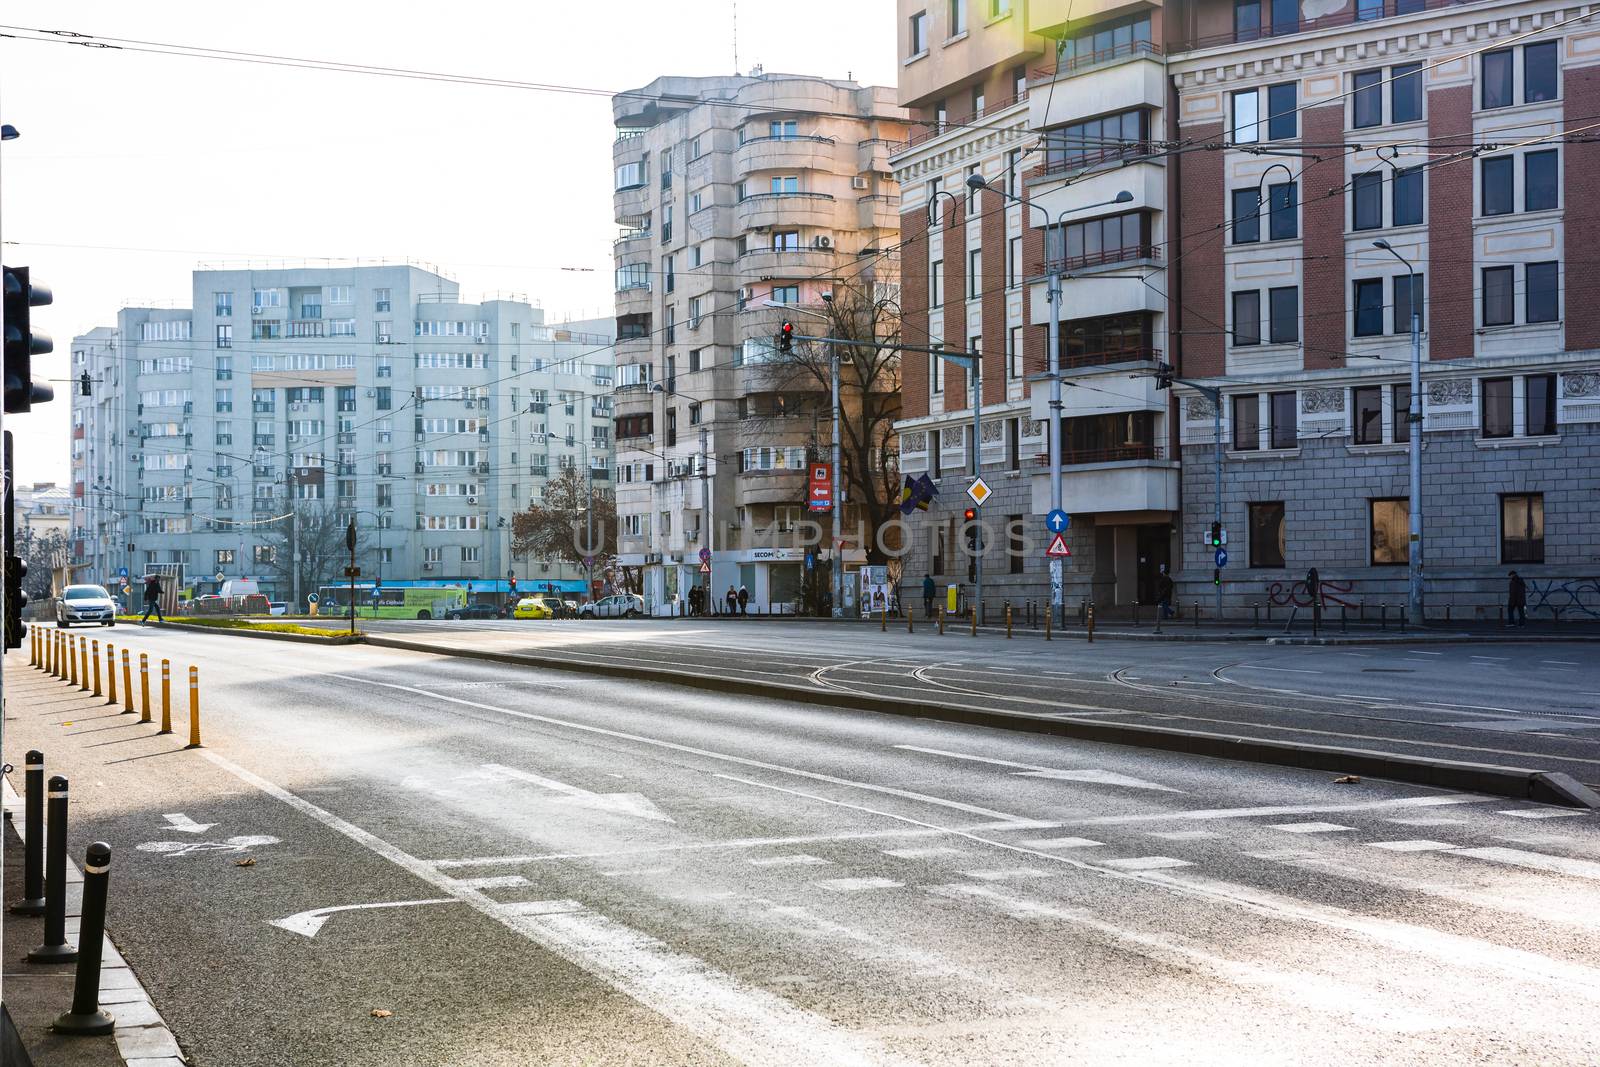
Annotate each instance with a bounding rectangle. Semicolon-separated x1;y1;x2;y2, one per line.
251;306;264;315
851;176;869;191
467;496;478;505
365;389;375;398
752;225;770;233
422;562;435;571
814;235;833;250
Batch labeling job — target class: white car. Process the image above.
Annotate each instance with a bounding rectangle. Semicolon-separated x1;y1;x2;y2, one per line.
268;602;289;617
56;584;118;628
580;593;644;619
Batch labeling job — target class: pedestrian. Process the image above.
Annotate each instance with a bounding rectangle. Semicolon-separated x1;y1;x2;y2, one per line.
140;573;165;623
737;584;749;616
1305;566;1321;630
1507;570;1527;628
922;573;936;619
1156;565;1174;620
725;585;738;616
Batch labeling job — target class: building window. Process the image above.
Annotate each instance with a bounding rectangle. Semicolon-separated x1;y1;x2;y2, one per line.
1481;156;1513;216
1232;291;1261;346
254;545;275;565
1352;385;1383;444
930;260;943;307
1527;373;1558;436
1391;63;1423;122
1267;82;1297;140
1231;89;1260;143
374;288;391;312
1501;493;1545;563
1269;391;1297;449
1007;235;1021;288
1008;515;1024;573
1526;261;1560;323
1483;49;1514;109
931;523;945;575
1481;377;1513;438
968;248;980;297
1392;384;1412;443
1234;0;1261;40
461;546;479;563
1353;70;1383;128
1370;499;1409;564
1352;172;1383;230
1048;210;1151;268
1007;325;1023;379
930;347;943;395
1393;167;1423;226
1231;188;1261;244
1525;150;1558;211
1268;286;1299;343
1393;273;1422;334
1482;267;1514;326
948;0;966;37
216;549;236;568
972;85;985;116
1525;41;1559;103
771;285;798;305
1248;503;1285;568
1267;182;1297;239
1232;394;1260;451
1353;278;1384;336
214;292;232;317
215;324;232;348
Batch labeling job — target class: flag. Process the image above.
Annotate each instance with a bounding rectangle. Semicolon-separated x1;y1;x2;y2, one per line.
913;473;937;511
900;473;937;514
898;476;917;515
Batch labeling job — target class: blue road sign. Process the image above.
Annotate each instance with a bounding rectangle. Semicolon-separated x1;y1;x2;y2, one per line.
1045;509;1070;533
1215;548;1229;568
116;567;128;578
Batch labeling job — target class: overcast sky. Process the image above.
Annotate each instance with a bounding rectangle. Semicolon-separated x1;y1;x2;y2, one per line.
1;0;899;486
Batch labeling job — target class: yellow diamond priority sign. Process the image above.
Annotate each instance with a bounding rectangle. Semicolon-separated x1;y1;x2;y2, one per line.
965;477;992;507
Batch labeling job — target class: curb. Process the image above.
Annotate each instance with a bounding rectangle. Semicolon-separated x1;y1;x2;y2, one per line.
145;621;361;645
363;634;1599;809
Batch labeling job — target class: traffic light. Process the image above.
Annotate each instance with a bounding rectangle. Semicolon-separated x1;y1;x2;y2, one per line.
963;507;976;522
1155;361;1174;389
3;266;54;414
4;554;25;650
1209;521;1223;548
1213;567;1221;587
963;508;979;582
778;321;795;353
80;371;92;397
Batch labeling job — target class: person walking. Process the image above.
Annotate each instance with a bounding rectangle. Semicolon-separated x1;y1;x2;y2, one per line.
922;574;936;619
725;585;738;616
140;574;165;623
1305;566;1322;631
1507;570;1527;628
1156;565;1174;620
737;584;750;616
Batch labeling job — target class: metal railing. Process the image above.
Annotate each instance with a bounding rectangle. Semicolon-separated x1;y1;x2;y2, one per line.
1032;39;1162;81
1045;244;1161;274
1060;345;1163;369
1042;142;1155;176
1177;0;1477;51
739;134;836;146
1041;443;1166;466
738;191;836;204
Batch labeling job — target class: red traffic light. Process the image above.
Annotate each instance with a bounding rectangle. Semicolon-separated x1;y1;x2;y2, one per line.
781;321;794;336
962;508;976;522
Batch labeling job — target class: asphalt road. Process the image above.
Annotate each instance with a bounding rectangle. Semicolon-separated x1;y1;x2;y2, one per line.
5;627;1599;1065
321;616;1600;788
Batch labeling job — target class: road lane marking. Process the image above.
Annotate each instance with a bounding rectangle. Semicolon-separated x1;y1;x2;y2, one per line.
1017;837;1103;849
498;899;585;916
1103;856;1193;871
1367;840;1458;852
1386;816;1468;827
449;875;530;890
747;855;830;868
815;877;903;893
1543;661;1580;666
1407;651;1443;656
478;763;673;823
330;674;1040;826
1451;847;1600;882
958;868;1054;881
160;813;215;834
1268;822;1353;834
1074;795;1491;826
430;829;948;868
201;751;916;1067
882;846;964;859
1234;665;1323;674
1146;830;1219;841
267;898;459;939
1498;809;1588;820
893;745;1183;793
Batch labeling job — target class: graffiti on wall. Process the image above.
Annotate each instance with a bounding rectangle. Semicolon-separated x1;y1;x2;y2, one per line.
1525;578;1600;619
1265;578;1357;609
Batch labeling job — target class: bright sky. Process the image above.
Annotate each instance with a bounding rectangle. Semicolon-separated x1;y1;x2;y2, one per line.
0;0;899;486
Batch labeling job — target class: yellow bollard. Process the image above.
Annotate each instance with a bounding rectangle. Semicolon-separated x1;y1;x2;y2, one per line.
45;631;53;674
907;608;913;634
121;649;134;714
139;653;152;724
159;659;172;734
106;644;118;704
1045;608;1052;641
970;607;977;637
80;637;90;692
880;606;886;633
1006;605;1013;639
938;607;945;635
92;640;103;697
186;666;202;748
51;633;59;677
30;628;37;667
69;635;80;687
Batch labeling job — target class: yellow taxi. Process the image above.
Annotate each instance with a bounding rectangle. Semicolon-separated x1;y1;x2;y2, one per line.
511;596;555;620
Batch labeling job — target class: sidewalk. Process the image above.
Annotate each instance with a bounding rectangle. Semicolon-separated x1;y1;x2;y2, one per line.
2;657;187;1067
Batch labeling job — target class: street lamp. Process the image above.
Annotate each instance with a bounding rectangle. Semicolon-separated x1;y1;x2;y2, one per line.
966;174;1132;625
1374;238;1424;625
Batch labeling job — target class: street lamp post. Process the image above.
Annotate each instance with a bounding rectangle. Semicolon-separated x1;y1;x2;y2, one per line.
1374;239;1424;625
965;175;1132;626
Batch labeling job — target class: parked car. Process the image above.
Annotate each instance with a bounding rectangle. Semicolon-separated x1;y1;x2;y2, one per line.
511;596;555;620
444;603;499;620
581;593;645;619
268;602;289;617
56;584;118;628
536;595;568;618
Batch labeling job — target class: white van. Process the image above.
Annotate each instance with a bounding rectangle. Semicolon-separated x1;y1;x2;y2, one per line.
219;579;261;598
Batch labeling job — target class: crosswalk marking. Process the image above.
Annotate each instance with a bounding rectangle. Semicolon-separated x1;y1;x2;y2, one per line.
748;855;830;868
959;868;1053;881
1367;840;1458;852
449;874;530;889
815;877;903;893
1498;809;1588;820
1269;822;1353;834
1147;830;1220;841
1018;837;1103;849
1451;847;1600;882
1102;856;1193;871
1386;816;1467;827
882;846;964;859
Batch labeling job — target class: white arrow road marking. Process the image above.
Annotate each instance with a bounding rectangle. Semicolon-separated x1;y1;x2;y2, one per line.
136;834;279;858
268;898;460;938
894;745;1184;793
479;763;674;823
161;813;216;834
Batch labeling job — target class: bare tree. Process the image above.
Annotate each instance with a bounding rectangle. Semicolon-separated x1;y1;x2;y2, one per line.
259;502;368;604
746;279;902;560
15;528;68;603
511;466;617;569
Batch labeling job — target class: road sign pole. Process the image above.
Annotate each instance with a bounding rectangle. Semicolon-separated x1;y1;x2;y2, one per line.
971;357;982;624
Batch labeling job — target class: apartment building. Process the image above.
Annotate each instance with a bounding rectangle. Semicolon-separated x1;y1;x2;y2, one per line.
610;74;906;614
68;264;614;605
14;483;73;538
893;0;1178;612
1168;0;1600;616
893;0;1598;619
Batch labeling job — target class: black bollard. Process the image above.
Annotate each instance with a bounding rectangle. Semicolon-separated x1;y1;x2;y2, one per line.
11;751;46;915
52;842;115;1036
29;775;76;963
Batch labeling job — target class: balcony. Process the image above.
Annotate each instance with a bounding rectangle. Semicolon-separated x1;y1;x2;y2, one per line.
286;320;325;339
1032;40;1161;82
1034;448;1179;514
738;246;840;276
899;89;1031;151
736;191;837;232
1174;0;1483;52
1060;345;1164;371
736;467;805;506
614;182;650;224
1045;244;1160;275
615;284;653;317
613;228;652;253
736;134;836;176
857;194;900;231
857;138;898;174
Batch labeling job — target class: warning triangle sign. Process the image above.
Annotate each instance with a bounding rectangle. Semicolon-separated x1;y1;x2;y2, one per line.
1045;532;1071;558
